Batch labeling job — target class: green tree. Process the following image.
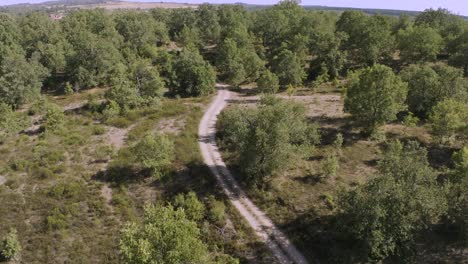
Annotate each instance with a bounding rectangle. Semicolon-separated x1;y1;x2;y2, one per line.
344;64;407;133
415;8;465;47
256;70;279;94
0;228;21;261
119;204;209;264
114;11;168;53
272;49;305;87
310;31;347;80
130;133;174;178
0;53;49;109
446;147;468;241
171;49;216;97
196;4;221;44
428;98;468;142
130;59;165;99
397;26;443;64
339;141;447;261
219;96;320;184
0;13;24;63
174;192;205;222
337;11;395;66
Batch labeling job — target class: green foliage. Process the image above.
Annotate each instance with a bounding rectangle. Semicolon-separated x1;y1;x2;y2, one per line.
0;228;21;261
0;103;30;142
322;153;339;177
272;49;306;87
102;100;121;120
333;133;344;148
171;49;216;97
44;103;65;133
219;96;320;184
337;11;395;65
344;64;407;133
207;196;226;226
397;26;443;64
428;98;468;143
0;53;49;109
130;133;174;178
119;204;210;264
174;191;206;222
402;112;419;127
339;140;447;262
400;63;466;117
256;70;279;94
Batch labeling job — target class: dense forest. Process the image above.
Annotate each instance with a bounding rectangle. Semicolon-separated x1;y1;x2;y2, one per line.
0;0;467;263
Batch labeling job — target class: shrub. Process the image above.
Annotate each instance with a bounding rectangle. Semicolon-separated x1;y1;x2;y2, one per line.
0;228;21;261
174;192;205;222
91;125;106;135
322;154;339;177
207;196;226;226
102;100;120;120
131;133;174;178
46;208;68;230
44;103;65;133
429;98;468;143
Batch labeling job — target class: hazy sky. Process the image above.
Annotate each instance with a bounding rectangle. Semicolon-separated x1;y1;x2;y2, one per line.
1;0;467;16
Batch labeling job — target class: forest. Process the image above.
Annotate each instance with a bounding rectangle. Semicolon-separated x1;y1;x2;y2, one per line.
0;0;467;263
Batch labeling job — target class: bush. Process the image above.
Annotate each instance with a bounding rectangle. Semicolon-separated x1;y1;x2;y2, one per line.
46;208;68;230
322;154;339;177
0;228;21;261
207;196;226;226
131;133;174;178
91;125;106;135
102;100;121;120
174;192;205;222
44;103;65;133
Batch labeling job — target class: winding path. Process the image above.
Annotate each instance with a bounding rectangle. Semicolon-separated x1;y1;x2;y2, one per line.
198;85;310;264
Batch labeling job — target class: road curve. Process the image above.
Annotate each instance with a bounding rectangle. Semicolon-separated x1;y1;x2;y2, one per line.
198;85;310;264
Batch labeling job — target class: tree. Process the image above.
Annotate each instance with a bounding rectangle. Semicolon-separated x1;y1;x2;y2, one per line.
0;53;49;109
272;49;305;87
216;38;246;86
446;147;468;241
344;64;407;133
415;8;465;47
428;98;468;142
0;228;21;261
0;13;24;63
174;192;205;222
219;96;320;184
401;65;439;117
130;59;165;99
256;70;279;94
130;133;174;178
397;26;443;64
119;204;209;264
337;11;395;66
114;11;168;53
310;31;347;80
171;49;216;97
196;4;221;44
339;141;447;262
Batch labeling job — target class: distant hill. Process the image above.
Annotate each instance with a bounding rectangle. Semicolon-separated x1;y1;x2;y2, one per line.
1;0;467;20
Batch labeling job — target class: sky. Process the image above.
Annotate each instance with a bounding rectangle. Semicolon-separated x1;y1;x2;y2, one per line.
0;0;467;16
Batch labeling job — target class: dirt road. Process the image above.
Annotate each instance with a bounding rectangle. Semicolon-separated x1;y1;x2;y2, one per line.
198;85;310;264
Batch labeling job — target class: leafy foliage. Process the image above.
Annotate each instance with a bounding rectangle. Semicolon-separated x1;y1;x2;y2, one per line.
0;228;21;261
119;204;210;264
344;64;407;133
339;141;447;262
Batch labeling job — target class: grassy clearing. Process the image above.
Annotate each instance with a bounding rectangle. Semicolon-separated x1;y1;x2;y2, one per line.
0;89;272;263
